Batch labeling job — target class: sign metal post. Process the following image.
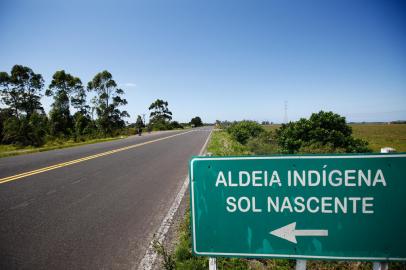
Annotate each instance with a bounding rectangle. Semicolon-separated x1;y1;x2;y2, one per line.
209;257;217;270
295;259;307;270
206;152;217;270
373;262;388;270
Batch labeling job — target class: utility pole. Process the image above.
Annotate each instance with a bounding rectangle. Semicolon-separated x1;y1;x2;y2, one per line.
283;101;288;124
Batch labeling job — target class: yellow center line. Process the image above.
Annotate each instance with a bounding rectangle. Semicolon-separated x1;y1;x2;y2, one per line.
0;131;194;185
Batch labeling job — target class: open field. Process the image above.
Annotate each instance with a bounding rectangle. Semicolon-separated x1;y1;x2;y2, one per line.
264;124;406;153
350;124;406;152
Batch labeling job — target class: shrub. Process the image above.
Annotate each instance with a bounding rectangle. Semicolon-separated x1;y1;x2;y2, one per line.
275;111;372;153
170;121;184;129
2;113;48;146
246;131;280;155
227;121;264;144
150;118;172;131
190;116;203;127
2;116;21;145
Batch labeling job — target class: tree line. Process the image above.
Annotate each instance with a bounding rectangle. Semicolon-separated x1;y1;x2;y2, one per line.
0;65;129;146
0;65;205;147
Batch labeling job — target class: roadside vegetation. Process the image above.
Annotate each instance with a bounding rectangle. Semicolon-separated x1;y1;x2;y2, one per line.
0;64;204;157
0;136;129;158
158;111;406;270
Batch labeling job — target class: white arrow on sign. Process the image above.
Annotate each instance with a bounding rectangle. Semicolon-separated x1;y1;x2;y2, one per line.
270;222;328;244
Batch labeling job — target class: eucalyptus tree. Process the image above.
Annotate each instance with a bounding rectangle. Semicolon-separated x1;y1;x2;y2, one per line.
0;65;47;146
87;70;129;135
0;65;44;117
46;70;84;136
149;99;172;125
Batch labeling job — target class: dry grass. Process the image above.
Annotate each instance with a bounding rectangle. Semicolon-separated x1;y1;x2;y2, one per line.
350;124;406;152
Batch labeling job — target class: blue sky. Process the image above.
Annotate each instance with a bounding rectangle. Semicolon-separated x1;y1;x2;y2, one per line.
1;0;405;123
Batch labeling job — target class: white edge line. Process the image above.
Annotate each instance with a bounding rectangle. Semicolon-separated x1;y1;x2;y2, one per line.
137;128;213;270
190;154;406;261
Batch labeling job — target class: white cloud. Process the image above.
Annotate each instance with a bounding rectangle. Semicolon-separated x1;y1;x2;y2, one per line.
122;82;137;88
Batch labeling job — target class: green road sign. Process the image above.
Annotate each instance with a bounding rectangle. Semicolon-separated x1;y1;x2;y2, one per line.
189;154;406;261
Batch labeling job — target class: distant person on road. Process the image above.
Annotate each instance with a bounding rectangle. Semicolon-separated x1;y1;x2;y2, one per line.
137;127;142;136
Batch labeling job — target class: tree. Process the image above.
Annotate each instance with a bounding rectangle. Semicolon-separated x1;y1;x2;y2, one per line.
190;116;203;127
71;84;92;140
135;115;145;129
87;71;129;135
70;81;89;116
46;70;84;136
0;65;47;146
275;111;371;153
149;99;172;123
0;65;44;117
148;99;173;130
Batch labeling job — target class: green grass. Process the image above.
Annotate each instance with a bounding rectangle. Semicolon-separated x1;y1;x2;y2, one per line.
350;124;406;152
0;136;129;158
207;130;251;156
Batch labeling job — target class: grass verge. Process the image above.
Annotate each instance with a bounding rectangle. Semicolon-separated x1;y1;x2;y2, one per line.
0;136;129;158
207;130;251;156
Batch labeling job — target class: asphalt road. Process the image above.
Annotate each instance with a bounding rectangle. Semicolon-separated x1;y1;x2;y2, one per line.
0;127;212;270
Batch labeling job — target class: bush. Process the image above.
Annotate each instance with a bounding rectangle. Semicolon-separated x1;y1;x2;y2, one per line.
275;111;372;154
170;121;184;129
207;131;251;156
2;113;48;147
227;121;264;144
190;116;203;127
0;108;14;142
246;131;280;155
2;116;21;145
150;118;172;131
298;142;346;154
